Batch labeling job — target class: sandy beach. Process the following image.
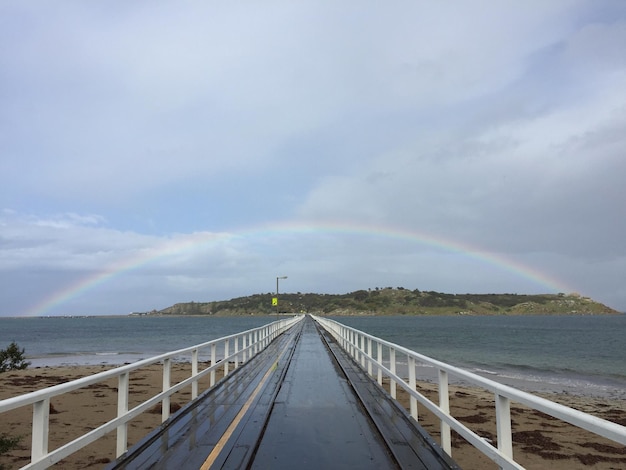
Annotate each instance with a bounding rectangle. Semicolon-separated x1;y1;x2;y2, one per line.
0;363;217;469
390;380;626;469
1;364;625;469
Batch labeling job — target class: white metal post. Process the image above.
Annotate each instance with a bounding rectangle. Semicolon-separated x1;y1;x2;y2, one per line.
377;342;383;385
116;372;129;457
439;369;452;455
224;340;230;376
390;348;397;399
242;334;247;363
496;393;513;461
409;356;417;420
192;349;199;400
359;334;365;368
350;330;355;358
210;343;216;387
162;358;171;422
367;337;373;376
31;398;50;463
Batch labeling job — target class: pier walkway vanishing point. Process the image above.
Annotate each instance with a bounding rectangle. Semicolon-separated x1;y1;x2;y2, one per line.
107;315;457;469
2;315;625;469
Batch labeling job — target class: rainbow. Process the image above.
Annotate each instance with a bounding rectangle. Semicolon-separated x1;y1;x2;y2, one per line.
25;231;234;317
26;220;573;316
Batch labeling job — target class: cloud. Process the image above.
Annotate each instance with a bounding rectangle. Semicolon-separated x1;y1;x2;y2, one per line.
1;2;625;314
0;1;587;200
297;13;626;260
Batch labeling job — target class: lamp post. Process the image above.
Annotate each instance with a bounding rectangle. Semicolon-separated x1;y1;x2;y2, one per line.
274;276;287;365
276;276;287;322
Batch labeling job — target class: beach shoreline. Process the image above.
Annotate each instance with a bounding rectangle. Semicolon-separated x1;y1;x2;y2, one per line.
1;363;625;469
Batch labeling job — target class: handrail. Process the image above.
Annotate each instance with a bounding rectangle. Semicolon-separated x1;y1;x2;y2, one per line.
0;315;304;470
312;315;626;470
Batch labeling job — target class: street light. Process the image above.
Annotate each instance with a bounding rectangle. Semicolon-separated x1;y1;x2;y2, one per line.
274;276;288;366
276;276;287;321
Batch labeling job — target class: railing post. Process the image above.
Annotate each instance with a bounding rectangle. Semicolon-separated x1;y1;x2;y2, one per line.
367;337;373;376
350;330;355;358
339;325;345;349
439;369;452;455
191;349;199;400
210;343;216;387
390;348;397;399
116;372;129;457
162;358;171;422
358;334;364;368
234;336;239;369
377;342;383;385
408;356;417;421
242;334;247;363
496;393;513;461
346;326;350;351
224;340;230;377
31;398;50;463
246;333;251;361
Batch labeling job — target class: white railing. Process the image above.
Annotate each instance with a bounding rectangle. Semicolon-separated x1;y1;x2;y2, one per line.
312;315;626;470
0;315;303;470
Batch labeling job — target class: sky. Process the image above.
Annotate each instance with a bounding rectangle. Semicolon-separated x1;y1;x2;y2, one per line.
1;1;625;316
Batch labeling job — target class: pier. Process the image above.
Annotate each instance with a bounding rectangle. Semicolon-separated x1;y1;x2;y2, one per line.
1;315;625;469
107;315;456;469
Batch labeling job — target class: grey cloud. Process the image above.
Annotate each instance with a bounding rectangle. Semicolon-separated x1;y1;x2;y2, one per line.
1;2;625;314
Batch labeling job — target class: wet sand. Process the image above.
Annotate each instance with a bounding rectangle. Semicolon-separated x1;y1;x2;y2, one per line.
1;365;625;469
388;379;626;469
0;363;219;469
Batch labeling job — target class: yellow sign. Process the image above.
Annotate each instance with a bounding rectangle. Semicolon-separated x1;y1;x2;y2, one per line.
272;297;278;306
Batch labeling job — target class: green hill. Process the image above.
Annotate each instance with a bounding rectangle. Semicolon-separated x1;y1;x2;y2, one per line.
145;288;620;316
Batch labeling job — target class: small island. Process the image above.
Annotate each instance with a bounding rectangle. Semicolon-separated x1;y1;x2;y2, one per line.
137;288;621;317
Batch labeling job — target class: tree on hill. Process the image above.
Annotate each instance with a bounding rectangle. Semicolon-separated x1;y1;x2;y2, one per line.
152;288;619;316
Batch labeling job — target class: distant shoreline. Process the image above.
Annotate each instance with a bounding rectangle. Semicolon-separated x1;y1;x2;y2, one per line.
2;310;623;319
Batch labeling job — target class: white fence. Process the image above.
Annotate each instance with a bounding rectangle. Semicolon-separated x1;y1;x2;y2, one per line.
312;315;626;470
0;315;303;470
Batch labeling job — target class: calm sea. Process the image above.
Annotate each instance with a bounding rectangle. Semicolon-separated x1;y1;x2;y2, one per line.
1;315;625;398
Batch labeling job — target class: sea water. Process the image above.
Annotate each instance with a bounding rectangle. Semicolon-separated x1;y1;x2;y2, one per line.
1;314;625;398
334;314;626;398
0;316;275;367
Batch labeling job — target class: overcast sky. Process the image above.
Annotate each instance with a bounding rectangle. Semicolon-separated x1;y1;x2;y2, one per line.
2;1;625;316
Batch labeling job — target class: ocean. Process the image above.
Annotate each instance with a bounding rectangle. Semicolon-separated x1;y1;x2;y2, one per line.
1;314;625;399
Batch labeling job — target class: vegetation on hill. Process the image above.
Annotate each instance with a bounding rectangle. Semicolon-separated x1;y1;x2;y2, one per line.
145;288;620;317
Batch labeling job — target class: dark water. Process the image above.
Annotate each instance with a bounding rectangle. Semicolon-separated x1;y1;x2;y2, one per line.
1;314;625;397
0;315;275;366
331;315;626;398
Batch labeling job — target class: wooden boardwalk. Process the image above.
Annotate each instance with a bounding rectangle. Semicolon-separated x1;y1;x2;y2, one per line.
108;316;458;469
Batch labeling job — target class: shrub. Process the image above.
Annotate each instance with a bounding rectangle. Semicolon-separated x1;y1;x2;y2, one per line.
0;432;22;469
0;341;31;373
